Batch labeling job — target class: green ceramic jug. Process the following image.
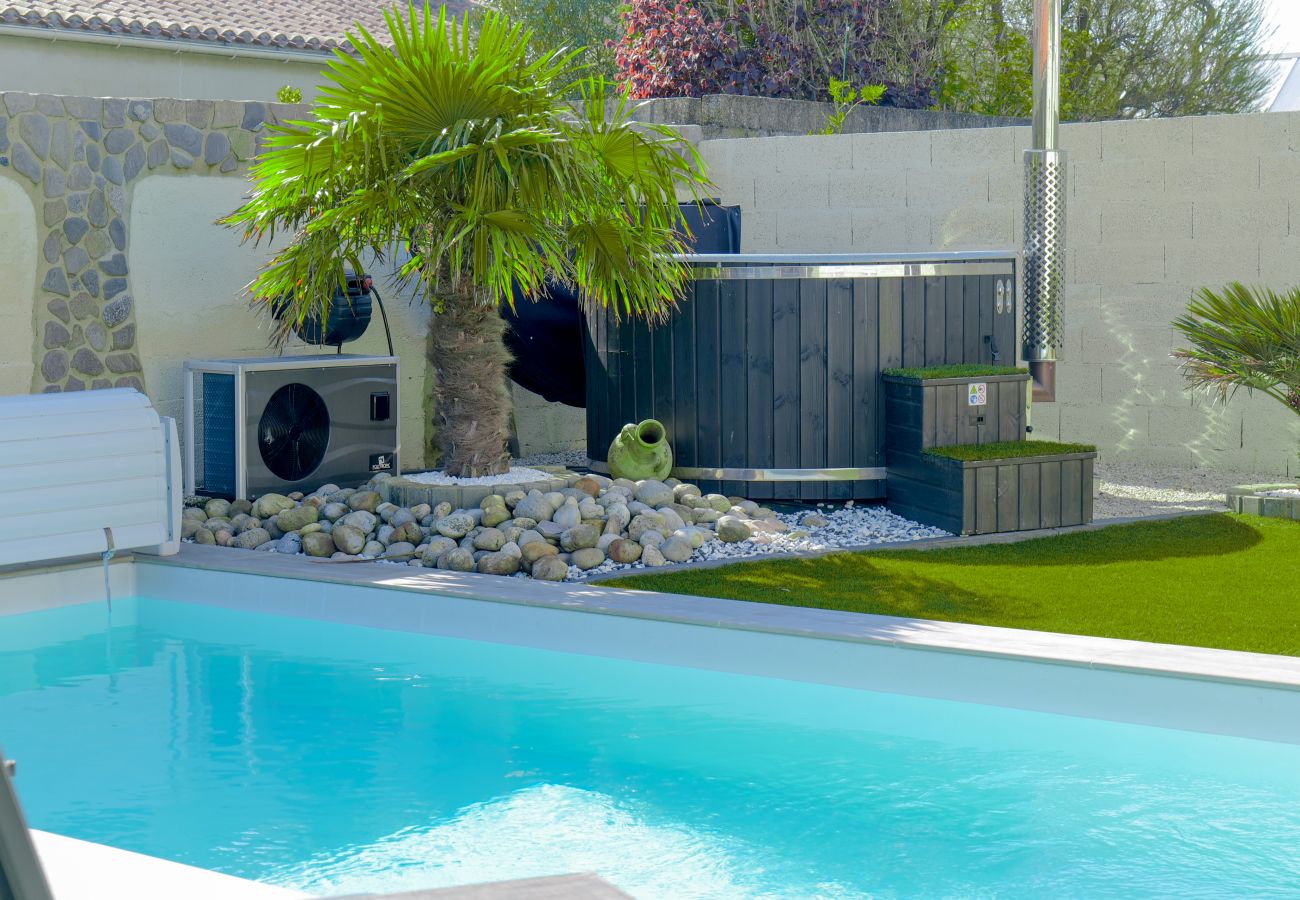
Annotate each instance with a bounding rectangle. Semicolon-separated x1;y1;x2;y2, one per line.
607;419;673;481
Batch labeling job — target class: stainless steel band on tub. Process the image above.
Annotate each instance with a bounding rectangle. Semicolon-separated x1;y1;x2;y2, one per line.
588;462;888;482
687;262;1014;281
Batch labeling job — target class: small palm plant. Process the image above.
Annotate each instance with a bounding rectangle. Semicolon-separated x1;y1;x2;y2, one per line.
225;3;709;476
1172;283;1300;427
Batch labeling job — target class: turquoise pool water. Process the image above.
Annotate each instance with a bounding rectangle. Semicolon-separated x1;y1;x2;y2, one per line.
2;597;1299;898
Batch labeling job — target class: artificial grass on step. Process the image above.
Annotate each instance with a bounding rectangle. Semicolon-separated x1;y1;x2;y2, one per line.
616;513;1300;657
882;364;1028;380
925;440;1097;461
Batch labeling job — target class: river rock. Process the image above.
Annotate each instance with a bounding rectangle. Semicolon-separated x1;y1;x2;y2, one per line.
606;538;642;564
552;498;582;529
253;493;295;518
530;555;568;581
634;479;674;508
716;515;752;542
389;508;416;528
273;533;302;554
431;501;453;518
561;523;600;551
340;510;378;534
704;494;732;512
659;535;693;562
603;504;631;535
194;526;215;544
302;532;336;557
802;513;830;528
673;483;701;502
277;505;318;532
434;513;474;538
234;527;271;550
332;524;366;554
321;502;349;522
389;522;421;545
437;547;476;571
521;541;558;564
574;476;603;496
628;512;666;541
204;498;231;518
638;529;665;548
230;498;253;516
517;529;544;546
571;547;605;570
181;518;202;539
473;527;506;551
477;552;519;575
421;536;458;565
656;507;687;533
348;490;381;512
362;540;385;557
300;522;322;535
511;491;551;522
692;508;721;525
383;541;416;559
641;545;667;567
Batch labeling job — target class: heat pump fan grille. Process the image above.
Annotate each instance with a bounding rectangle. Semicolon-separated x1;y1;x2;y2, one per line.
258;383;330;481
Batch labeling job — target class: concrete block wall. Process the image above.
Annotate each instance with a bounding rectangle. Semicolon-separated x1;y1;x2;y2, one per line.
701;112;1300;474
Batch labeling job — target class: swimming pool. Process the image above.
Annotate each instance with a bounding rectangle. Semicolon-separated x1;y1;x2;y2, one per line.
3;594;1300;898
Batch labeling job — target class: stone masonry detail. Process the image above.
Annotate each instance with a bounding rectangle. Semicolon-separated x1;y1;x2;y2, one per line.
0;93;301;394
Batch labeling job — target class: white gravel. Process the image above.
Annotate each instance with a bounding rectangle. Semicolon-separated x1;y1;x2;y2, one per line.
1094;461;1294;519
514;450;590;468
402;466;555;486
568;501;949;581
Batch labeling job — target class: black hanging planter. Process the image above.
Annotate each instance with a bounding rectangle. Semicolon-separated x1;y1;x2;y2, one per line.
276;271;373;348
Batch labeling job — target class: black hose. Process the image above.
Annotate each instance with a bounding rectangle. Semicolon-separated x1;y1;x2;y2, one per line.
369;284;395;357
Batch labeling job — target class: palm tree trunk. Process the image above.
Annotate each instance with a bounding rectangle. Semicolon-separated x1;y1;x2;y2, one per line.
427;279;513;478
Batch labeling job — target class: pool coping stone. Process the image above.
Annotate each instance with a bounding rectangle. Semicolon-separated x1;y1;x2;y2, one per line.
138;533;1300;694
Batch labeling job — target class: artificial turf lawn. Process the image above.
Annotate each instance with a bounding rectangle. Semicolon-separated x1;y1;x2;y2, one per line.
616;513;1300;657
883;364;1028;380
925;440;1097;460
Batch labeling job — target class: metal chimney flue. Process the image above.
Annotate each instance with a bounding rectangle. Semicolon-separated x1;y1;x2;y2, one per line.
1024;0;1065;402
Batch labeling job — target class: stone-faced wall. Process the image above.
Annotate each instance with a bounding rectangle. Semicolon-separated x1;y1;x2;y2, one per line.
0;93;301;394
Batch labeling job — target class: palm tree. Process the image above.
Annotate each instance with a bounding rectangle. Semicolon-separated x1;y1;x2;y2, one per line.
224;3;710;476
1172;282;1300;420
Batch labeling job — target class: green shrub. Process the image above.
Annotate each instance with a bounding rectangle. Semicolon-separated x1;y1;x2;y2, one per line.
883;364;1028;380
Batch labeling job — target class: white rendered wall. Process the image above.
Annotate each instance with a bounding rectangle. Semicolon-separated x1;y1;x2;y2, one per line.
701;112;1300;474
0;34;327;103
0;177;37;397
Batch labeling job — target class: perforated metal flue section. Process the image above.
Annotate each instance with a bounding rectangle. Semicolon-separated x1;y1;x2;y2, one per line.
1023;149;1066;362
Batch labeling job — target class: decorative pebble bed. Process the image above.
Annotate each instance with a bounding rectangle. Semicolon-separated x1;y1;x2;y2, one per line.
181;468;948;582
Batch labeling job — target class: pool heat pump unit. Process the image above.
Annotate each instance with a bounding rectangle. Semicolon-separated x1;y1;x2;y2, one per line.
183;355;399;499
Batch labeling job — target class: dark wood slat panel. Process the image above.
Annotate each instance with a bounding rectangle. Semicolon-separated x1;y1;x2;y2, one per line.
902;276;924;368
1019;462;1041;530
771;278;801;500
693;278;722;477
963;275;981;364
825;279;854;500
1040;460;1062;528
670;286;698;467
650;314;673;434
921;384;937;448
1061;458;1083;526
632;308;653;422
745;279;775;500
996;379;1023;442
975;466;998;534
945;275;964;364
996;274;1016;367
934;384;958;447
924;275;946;366
979;275;995;365
798;278;828;500
962;468;977;533
1082;458;1095;523
851;279;878;496
996;464;1019;532
718;280;748;496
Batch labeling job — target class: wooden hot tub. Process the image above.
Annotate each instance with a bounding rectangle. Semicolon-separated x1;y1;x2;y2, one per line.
583;252;1021;500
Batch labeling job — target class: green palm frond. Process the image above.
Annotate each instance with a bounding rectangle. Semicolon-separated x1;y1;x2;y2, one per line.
223;2;712;340
1172;282;1300;415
